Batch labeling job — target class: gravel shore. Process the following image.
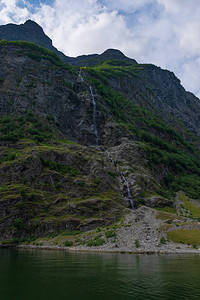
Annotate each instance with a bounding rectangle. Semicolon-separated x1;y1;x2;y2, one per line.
16;206;200;254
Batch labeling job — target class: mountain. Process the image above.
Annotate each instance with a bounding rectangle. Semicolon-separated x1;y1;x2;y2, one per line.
0;20;137;66
0;20;199;138
0;20;69;62
0;22;200;251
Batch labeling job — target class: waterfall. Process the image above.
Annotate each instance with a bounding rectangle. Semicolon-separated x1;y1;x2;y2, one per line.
121;174;134;209
77;69;99;145
78;70;84;82
107;153;134;209
89;86;99;146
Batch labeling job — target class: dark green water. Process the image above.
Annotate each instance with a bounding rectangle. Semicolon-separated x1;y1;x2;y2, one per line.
0;249;200;300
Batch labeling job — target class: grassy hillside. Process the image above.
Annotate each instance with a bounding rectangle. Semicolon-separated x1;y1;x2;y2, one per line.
82;61;200;199
0;42;200;246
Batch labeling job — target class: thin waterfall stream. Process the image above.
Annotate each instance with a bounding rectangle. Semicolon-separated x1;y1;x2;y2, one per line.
107;153;134;209
78;70;84;82
89;86;99;146
77;69;99;146
78;69;132;203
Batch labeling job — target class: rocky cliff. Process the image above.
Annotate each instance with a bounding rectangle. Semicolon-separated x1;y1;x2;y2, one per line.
0;20;137;66
0;27;200;245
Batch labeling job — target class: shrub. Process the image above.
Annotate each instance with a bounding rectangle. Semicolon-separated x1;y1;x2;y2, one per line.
62;230;81;236
86;236;105;247
40;157;79;176
105;230;116;238
160;237;166;244
83;63;200;199
94;177;101;185
16;202;23;209
64;240;73;247
19;188;27;197
14;218;24;229
135;239;140;248
0;113;53;143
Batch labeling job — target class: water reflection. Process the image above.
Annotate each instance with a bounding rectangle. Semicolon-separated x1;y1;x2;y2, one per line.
0;249;200;300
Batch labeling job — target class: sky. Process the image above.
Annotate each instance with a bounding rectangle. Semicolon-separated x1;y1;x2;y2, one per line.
0;0;200;98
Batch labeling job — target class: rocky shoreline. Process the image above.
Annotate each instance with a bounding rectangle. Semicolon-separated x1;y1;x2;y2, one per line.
4;206;199;255
15;244;200;255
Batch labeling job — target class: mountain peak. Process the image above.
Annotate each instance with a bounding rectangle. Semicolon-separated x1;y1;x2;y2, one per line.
23;19;43;29
101;48;126;58
100;48;137;64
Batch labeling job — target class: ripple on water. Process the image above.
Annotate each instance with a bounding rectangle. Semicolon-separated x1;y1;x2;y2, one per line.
0;250;200;300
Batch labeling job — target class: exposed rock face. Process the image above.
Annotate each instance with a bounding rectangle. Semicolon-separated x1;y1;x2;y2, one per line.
0;43;104;145
74;48;137;66
143;196;173;208
0;138;160;239
0;20;52;48
0;20;199;138
0;43;137;146
0;20;68;62
107;64;200;138
0;21;137;66
0;25;200;243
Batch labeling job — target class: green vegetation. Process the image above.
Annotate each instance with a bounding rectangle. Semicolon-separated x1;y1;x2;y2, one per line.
64;81;73;90
177;192;200;219
83;62;200;198
105;230;116;238
62;230;81;236
0;40;74;72
40;157;79;176
0;151;17;164
167;229;200;246
160;237;166;244
86;235;105;246
14;218;24;229
85;60;142;80
135;239;140;248
1;235;36;245
64;240;73;247
156;210;182;221
156;206;176;214
0;112;54;143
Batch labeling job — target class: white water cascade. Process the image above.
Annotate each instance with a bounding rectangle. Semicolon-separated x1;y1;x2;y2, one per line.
78;70;84;82
121;173;134;209
107;154;134;209
89;86;99;146
77;69;99;145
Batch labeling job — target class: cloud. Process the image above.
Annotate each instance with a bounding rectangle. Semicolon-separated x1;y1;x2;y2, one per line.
101;0;156;13
0;0;31;23
0;0;199;98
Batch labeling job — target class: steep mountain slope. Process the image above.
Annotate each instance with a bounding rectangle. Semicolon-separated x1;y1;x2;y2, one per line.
0;20;69;63
0;39;200;246
0;20;137;66
1;20;199;140
83;61;200;139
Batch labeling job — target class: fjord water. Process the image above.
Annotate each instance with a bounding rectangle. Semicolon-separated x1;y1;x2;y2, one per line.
0;249;200;300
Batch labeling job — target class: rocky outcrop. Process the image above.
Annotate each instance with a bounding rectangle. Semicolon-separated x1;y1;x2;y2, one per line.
0;138;162;239
0;20;70;63
0;30;200;243
0;20;199;138
107;64;200;138
74;48;137;66
0;21;137;66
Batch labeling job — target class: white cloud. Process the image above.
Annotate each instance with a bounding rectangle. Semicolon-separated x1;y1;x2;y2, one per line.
0;0;200;98
181;58;200;99
101;0;155;13
0;0;31;23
